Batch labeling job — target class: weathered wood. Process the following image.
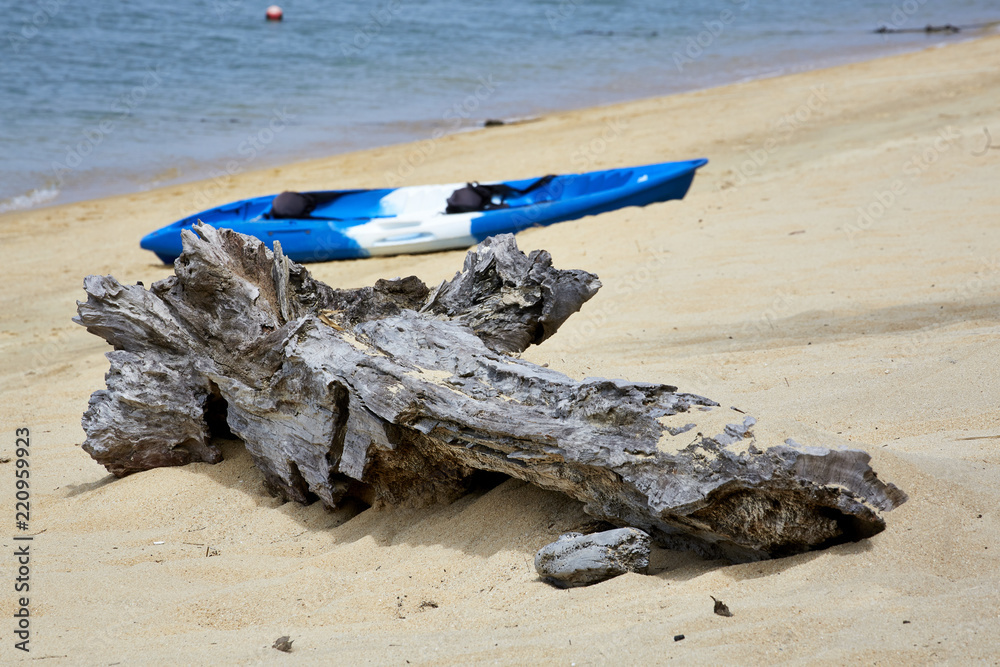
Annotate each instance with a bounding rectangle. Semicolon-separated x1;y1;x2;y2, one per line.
75;224;907;562
535;528;651;588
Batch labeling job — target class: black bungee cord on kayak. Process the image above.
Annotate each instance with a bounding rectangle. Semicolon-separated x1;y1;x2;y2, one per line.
445;174;556;214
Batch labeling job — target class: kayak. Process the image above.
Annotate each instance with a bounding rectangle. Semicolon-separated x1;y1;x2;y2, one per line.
140;158;708;263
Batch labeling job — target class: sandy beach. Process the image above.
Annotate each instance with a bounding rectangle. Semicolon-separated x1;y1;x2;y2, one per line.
2;35;999;664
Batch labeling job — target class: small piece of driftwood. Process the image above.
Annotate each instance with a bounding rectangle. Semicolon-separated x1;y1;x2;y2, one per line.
535;528;651;587
874;23;965;34
75;224;906;562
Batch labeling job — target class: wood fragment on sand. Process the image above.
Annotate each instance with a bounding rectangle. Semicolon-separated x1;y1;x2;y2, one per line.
75;224;906;562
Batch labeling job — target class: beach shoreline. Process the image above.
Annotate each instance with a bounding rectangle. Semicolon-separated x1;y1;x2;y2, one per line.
2;34;999;663
2;24;996;216
4;33;983;225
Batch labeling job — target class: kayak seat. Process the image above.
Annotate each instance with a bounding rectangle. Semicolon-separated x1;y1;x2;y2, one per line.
267;191;316;219
266;191;355;219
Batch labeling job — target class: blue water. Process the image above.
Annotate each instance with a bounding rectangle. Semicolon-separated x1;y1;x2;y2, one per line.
1;0;996;213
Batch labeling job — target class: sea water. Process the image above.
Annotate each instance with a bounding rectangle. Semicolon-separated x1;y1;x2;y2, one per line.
0;0;996;213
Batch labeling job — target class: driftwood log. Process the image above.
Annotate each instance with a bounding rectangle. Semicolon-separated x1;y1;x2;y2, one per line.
75;225;906;562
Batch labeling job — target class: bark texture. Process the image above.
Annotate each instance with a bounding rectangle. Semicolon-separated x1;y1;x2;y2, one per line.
75;224;907;562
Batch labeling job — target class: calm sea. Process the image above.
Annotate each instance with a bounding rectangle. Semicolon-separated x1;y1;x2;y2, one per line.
1;0;996;213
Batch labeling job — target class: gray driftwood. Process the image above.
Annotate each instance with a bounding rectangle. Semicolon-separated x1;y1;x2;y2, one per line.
75;224;907;562
535;528;651;587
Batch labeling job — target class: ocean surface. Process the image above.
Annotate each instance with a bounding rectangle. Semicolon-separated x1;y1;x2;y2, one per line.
1;0;997;213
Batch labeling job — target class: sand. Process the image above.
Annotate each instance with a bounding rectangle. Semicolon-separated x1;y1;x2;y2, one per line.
2;35;999;664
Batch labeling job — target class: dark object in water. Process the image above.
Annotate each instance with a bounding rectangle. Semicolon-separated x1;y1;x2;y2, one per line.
484;118;505;127
874;23;964;34
577;29;658;37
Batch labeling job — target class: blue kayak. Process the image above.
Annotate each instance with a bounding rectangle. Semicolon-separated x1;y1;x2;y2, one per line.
140;158;707;263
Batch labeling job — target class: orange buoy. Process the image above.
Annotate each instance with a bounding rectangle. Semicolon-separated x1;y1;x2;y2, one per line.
266;5;283;21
